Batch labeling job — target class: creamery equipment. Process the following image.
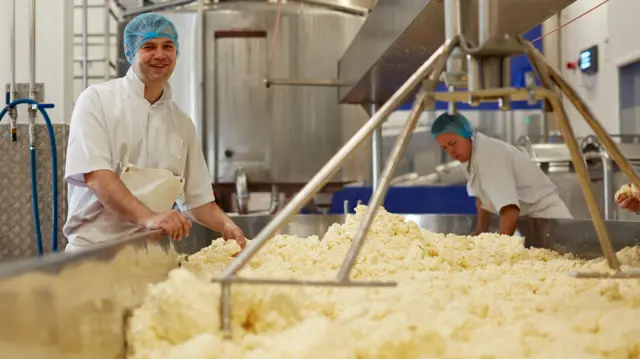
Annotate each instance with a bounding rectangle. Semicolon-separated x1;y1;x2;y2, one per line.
0;215;638;357
115;0;374;213
2;3;638;355
208;0;640;340
515;134;640;221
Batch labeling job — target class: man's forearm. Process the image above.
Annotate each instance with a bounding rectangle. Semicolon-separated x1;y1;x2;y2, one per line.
84;170;153;225
187;202;235;232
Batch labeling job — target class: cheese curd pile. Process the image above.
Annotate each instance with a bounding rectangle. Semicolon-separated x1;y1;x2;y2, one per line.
127;206;640;359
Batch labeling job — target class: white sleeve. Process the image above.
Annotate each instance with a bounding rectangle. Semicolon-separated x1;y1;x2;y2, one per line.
176;122;215;211
65;88;115;187
476;150;519;213
466;181;476;197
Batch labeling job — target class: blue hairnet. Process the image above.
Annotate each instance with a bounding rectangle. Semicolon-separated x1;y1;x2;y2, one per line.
430;112;474;139
123;13;179;64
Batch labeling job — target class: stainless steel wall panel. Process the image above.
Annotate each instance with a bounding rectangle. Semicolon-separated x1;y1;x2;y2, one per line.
0;124;68;261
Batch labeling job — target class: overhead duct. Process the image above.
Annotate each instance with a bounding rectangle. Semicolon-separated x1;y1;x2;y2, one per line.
338;0;579;105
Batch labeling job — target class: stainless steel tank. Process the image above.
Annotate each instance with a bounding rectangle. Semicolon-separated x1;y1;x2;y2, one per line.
144;1;372;190
515;134;640;221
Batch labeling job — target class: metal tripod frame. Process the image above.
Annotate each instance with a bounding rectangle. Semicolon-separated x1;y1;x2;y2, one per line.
214;37;460;340
519;39;640;279
213;16;640;340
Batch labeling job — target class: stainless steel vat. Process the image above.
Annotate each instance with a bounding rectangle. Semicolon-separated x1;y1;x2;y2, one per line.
148;1;372;187
515;134;640;221
0;214;638;358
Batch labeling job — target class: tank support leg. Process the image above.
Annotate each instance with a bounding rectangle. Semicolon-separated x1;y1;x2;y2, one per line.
522;40;620;271
523;39;640;279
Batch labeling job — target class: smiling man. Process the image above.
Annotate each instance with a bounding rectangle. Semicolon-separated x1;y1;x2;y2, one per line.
430;112;572;236
63;13;246;252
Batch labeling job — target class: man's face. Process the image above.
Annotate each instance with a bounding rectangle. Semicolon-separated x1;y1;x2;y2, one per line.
436;132;472;163
132;38;177;84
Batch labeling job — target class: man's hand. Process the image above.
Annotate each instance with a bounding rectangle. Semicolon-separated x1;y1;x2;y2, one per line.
144;210;192;241
616;193;640;212
222;223;246;249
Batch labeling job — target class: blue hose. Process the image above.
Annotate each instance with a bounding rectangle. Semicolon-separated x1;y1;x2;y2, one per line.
30;147;44;256
0;97;58;256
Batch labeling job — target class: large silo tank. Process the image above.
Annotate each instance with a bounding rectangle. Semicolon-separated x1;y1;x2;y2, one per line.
159;1;371;186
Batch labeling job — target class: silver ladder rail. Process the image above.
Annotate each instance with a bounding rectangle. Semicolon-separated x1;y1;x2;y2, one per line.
74;0;118;89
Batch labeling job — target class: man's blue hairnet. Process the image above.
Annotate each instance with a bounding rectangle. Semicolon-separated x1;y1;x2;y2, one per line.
123;13;179;64
430;112;474;139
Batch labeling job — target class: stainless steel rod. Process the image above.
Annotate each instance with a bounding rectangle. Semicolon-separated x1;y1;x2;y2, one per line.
337;90;432;282
264;78;345;87
104;0;111;81
220;283;231;339
212;277;397;287
29;0;36;98
82;0;89;89
370;103;383;190
523;44;620;270
220;37;459;279
444;0;462;72
602;152;613;220
10;0;16;100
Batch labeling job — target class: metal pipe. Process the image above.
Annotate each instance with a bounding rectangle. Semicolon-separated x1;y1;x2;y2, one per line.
10;0;16;97
337;90;432;282
478;0;499;44
478;0;501;90
445;0;461;113
104;0;111;81
523;43;620;270
234;168;249;215
8;0;18;141
444;0;462;72
601;151;614;220
29;0;36;98
267;184;279;215
28;0;37;147
264;78;345;88
220;38;459;279
82;0;89;89
220;283;231;339
370;103;383;190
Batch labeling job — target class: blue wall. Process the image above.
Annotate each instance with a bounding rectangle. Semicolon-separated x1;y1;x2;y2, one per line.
327;186;476;215
399;24;544;111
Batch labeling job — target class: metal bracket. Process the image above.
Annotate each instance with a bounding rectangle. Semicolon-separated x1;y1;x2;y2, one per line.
264;78;346;88
4;83;45;104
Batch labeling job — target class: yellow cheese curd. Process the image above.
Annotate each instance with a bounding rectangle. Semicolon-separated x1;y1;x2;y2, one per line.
127;206;640;359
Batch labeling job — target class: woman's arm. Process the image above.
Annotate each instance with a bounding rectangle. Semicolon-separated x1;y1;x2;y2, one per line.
498;204;520;236
473;198;492;235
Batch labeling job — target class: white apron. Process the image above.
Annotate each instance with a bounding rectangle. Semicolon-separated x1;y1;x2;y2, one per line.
65;112;186;253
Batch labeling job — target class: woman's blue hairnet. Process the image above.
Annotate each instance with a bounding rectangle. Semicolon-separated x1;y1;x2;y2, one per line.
430;112;474;139
123;13;180;64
